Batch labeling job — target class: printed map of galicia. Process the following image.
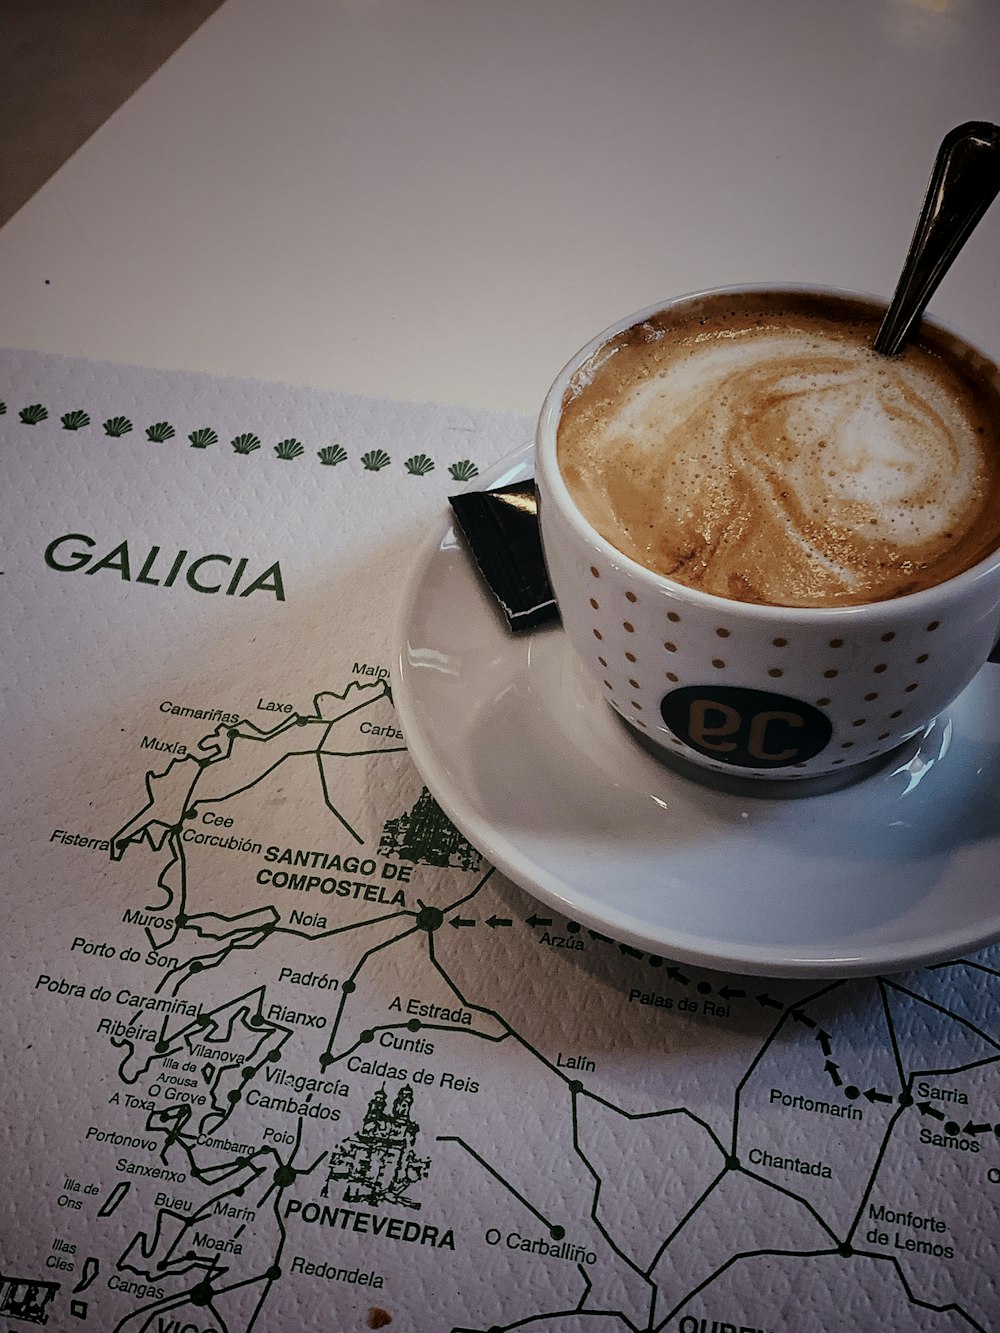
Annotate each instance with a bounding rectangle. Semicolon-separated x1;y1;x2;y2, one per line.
15;670;1000;1333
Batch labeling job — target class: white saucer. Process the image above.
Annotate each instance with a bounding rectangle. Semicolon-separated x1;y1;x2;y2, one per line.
393;448;1000;978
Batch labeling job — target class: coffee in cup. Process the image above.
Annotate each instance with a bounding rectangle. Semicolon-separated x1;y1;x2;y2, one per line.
535;287;1000;787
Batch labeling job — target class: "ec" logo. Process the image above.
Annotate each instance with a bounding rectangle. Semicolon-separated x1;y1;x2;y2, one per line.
660;686;832;769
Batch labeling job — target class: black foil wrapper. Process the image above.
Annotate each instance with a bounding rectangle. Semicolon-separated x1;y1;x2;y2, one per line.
448;481;558;632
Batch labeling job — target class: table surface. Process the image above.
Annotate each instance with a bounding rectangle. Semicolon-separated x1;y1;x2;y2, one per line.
1;0;999;416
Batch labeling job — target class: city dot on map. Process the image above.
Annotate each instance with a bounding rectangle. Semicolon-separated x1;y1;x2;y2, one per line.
190;1281;213;1306
267;1048;281;1062
697;981;712;995
266;1265;281;1281
184;807;198;819
898;1091;913;1106
241;1066;255;1081
407;1018;421;1032
568;1080;583;1094
726;1154;740;1170
360;1029;374;1043
175;913;187;927
416;905;444;932
155;1041;168;1054
189;961;203;973
838;1243;853;1257
946;1120;960;1135
228;1089;241;1103
845;1086;860;1100
549;1225;565;1240
566;921;580;933
319;1053;333;1068
648;955;662;967
342;980;356;993
274;1165;296;1187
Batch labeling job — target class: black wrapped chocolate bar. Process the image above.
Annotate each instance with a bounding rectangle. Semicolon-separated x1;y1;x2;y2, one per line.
448;480;558;632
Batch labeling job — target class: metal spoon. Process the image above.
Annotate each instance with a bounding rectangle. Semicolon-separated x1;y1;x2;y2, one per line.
873;121;1000;357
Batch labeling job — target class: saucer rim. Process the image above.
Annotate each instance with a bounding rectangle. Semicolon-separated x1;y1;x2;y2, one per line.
392;447;1000;978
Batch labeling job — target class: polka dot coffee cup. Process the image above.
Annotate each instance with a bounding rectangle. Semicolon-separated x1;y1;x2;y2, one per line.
535;287;1000;789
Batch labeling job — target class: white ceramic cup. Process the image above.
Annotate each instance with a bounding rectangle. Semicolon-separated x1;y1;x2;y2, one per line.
535;286;1000;789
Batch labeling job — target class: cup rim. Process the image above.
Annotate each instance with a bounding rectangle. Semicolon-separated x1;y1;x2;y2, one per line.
536;283;1000;622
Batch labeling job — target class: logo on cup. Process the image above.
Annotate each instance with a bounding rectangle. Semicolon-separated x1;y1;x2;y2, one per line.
660;685;833;769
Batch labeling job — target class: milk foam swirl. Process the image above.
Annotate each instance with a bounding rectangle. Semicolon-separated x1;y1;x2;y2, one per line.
557;309;1000;606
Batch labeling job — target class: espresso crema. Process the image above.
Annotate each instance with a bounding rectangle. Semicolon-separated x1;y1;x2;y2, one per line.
556;293;1000;606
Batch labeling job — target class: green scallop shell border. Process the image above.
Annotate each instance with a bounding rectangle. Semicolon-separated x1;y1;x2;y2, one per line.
0;395;481;481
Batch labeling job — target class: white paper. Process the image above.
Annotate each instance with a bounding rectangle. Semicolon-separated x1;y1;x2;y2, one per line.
2;349;998;1332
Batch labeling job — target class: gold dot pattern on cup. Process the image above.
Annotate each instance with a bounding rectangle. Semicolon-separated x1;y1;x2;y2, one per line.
874;663;887;674
926;620;940;631
852;718;865;727
712;658;726;669
623;621;635;633
590;566;600;578
878;731;890;740
625;590;637;603
664;641;677;653
626;651;637;663
841;741;854;749
905;682;919;692
823;669;838;679
666;671;679;682
593;628;603;640
829;638;844;648
667;611;681;623
598;656;607;667
631;700;642;710
768;668;783;678
635;718;647;728
773;637;787;647
881;632;895;642
589;597;599;610
816;697;831;706
865;692;878;701
603;680;613;690
916;653;929;664
629;678;641;689
890;709;902;718
716;627;730;638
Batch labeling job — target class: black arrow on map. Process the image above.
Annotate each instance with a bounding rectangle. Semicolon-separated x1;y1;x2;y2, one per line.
864;1088;894;1104
791;1008;817;1029
450;917;476;929
756;993;784;1009
619;943;644;959
963;1120;992;1135
486;915;512;929
917;1101;946;1120
589;929;614;944
526;914;552;928
824;1061;842;1087
718;986;746;1000
666;966;690;985
816;1030;833;1057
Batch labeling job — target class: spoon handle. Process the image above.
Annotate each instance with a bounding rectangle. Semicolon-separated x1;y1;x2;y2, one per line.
873;121;1000;357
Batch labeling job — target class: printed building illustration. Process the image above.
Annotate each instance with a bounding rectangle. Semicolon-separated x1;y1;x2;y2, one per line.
0;1272;60;1325
380;787;482;871
322;1085;430;1209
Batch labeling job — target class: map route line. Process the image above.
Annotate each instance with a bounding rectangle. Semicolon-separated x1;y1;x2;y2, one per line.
844;1103;909;1243
939;958;1000;980
436;1134;566;1238
878;978;908;1093
643;1168;728;1278
460;1303;647;1333
883;978;1000;1052
314;749;365;841
567;1093;664;1288
655;1244;845;1331
736;1165;845;1245
574;1091;729;1160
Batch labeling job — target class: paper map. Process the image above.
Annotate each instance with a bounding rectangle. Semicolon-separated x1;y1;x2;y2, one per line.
2;349;999;1333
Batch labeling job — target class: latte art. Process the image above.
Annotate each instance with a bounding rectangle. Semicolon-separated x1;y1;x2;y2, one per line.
557;296;1000;606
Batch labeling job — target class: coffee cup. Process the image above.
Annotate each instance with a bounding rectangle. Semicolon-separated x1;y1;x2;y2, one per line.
535;285;1000;789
